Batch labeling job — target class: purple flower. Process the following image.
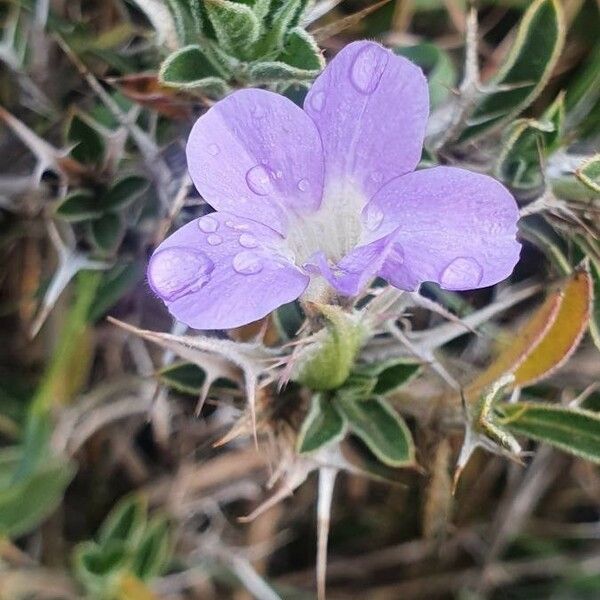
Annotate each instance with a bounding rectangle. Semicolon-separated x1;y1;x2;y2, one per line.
148;41;521;330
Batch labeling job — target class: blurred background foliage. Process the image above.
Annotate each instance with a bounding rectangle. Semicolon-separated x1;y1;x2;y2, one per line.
0;0;599;598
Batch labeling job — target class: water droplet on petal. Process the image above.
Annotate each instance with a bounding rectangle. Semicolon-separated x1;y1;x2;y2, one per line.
239;233;258;248
439;257;483;289
198;216;219;233
350;44;389;95
207;144;220;156
149;247;214;301
246;165;273;196
310;90;325;112
207;234;222;246
297;178;309;192
233;251;263;275
365;203;384;231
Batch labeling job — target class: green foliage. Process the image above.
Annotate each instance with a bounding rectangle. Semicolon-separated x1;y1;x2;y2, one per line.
297;393;346;454
496;93;565;190
0;410;75;538
67;112;105;165
159;44;229;94
88;262;144;322
158;361;207;395
74;495;171;597
459;0;565;143
575;154;600;193
334;398;415;467
294;306;365;391
498;403;600;463
157;0;321;90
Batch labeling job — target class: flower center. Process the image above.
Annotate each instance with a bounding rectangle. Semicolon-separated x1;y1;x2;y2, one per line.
286;180;365;267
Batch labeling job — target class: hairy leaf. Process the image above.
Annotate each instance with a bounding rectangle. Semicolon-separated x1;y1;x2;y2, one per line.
297;394;346;454
334;398;414;467
498;403;600;463
459;0;565;143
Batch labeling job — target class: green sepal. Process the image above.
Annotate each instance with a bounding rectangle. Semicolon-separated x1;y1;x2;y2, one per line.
294;305;365;391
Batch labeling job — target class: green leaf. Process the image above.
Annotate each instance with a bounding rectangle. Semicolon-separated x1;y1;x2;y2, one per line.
102;176;149;211
73;540;128;594
159;45;229;94
395;43;456;109
55;189;101;222
279;27;323;72
67;112;105;165
98;495;147;549
575;154;600;193
519;218;571;276
334;397;415;467
294;305;365;391
88;262;144;322
356;359;421;396
496;93;565;190
247;59;317;84
565;42;600;139
131;516;171;581
273;300;304;339
498;402;600;463
158;362;206;395
255;0;300;55
0;456;75;538
89;212;124;254
205;0;260;58
297;394;346;454
459;0;565;143
166;0;204;45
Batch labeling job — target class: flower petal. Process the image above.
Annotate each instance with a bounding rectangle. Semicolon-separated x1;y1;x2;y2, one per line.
186;89;325;235
307;233;398;297
304;41;428;203
364;167;521;291
148;212;309;329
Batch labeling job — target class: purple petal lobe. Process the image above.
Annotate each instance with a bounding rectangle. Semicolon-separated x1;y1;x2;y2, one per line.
304;41;428;203
308;233;398;297
364;167;521;291
187;89;325;234
148;212;308;329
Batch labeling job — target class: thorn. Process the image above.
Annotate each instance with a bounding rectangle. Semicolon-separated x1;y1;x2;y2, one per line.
316;467;337;600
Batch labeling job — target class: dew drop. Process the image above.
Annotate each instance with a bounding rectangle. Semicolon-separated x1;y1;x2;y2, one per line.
297;178;309;192
350;44;389;95
207;143;220;156
233;251;263;275
364;203;384;231
148;247;214;301
310;90;325;112
439;257;483;289
198;215;219;233
207;234;222;246
246;165;273;196
239;233;258;248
